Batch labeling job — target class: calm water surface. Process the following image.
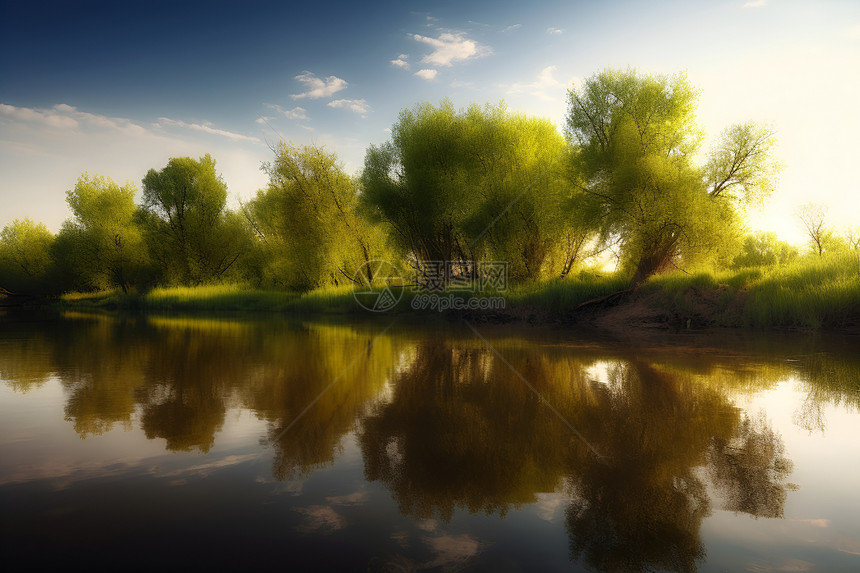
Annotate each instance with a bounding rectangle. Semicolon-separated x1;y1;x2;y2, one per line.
1;311;859;571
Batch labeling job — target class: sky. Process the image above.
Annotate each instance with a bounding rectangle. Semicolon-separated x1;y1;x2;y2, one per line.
1;0;859;244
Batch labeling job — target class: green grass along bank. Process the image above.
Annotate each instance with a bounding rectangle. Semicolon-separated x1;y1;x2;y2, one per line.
23;251;860;332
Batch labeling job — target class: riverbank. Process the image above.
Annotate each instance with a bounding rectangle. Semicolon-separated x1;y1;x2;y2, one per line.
7;251;859;333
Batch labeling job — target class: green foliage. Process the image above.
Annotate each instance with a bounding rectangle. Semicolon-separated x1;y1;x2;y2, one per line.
566;68;779;286
732;232;798;269
0;218;55;294
141;154;249;284
57;174;149;292
362;101;588;282
246;143;391;291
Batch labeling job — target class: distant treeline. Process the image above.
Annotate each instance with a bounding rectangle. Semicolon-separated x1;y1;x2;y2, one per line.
2;68;858;298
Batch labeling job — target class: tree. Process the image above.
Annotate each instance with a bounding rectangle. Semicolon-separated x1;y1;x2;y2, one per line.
362;101;584;282
245;143;389;290
565;68;779;287
845;226;860;251
0;218;54;295
731;231;798;269
140;154;247;284
797;202;830;257
58;173;148;292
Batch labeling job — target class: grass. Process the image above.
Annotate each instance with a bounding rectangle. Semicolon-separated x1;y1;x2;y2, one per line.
506;272;629;313
54;252;860;330
640;251;860;329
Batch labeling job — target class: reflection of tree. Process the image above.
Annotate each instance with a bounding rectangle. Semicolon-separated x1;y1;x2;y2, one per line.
709;413;793;518
563;361;731;573
243;323;403;479
360;340;575;521
359;341;800;573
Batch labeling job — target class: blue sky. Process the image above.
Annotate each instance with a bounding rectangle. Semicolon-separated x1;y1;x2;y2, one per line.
2;0;859;243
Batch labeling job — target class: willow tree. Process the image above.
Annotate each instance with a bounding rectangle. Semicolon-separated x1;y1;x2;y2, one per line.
56;174;148;292
0;218;54;295
566;69;779;287
362;100;585;282
140;154;248;285
245;143;387;291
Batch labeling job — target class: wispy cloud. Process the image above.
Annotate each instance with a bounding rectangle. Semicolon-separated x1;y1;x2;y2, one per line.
500;24;522;33
327;99;371;117
290;71;348;100
507;65;572;101
157;117;260;143
391;54;410;69
414;69;438;81
0;103;154;136
412;32;491;67
266;103;308;120
743;0;767;7
0;103;79;129
546;27;564;35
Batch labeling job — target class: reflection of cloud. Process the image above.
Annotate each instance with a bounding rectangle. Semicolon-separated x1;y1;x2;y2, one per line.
424;533;482;569
156;454;259;478
416;518;438;532
412;32;491;67
295;505;346;533
745;558;813;572
326;490;368;505
290;71;348;100
790;518;830;528
533;493;564;521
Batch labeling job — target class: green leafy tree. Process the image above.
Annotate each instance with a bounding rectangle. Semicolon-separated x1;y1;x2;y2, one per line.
566;68;779;287
57;174;148;292
140;154;246;284
0;218;54;295
732;231;798;269
246;143;389;290
362;101;584;282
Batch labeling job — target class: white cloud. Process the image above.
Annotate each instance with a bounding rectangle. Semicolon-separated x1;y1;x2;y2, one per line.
500;24;521;33
546;27;564;35
743;0;767;7
156;117;260;143
266;103;308;120
327;99;371;117
290;71;348;100
0;103;156;135
1;103;79;130
391;54;410;69
507;65;573;101
414;69;438;81
412;32;491;67
255;116;272;125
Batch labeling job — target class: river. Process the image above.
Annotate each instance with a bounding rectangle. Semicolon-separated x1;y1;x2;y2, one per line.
1;311;859;571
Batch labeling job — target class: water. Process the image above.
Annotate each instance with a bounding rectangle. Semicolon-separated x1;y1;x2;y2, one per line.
1;311;859;571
